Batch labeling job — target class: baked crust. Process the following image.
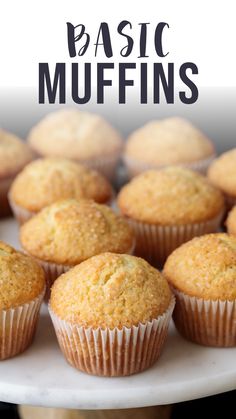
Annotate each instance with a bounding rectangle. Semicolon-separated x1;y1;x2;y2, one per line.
50;252;172;328
117;167;224;225
28;109;123;160
164;233;236;300
20;199;134;265
10;158;113;212
208;148;236;197
0;241;45;310
124;117;214;165
0;129;33;179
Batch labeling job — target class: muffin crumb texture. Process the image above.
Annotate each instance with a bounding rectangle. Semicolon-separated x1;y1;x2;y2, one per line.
124;117;214;165
208;148;236;197
50;253;172;329
20;199;134;265
164;233;236;300
118;167;224;225
0;241;45;310
10;158;113;212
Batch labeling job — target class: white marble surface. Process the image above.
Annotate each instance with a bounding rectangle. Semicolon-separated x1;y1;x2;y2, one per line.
0;218;236;409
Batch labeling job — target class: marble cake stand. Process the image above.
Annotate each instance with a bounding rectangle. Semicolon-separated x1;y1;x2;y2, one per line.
0;218;236;409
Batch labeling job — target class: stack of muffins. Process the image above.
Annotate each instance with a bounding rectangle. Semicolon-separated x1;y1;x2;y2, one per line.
1;109;236;378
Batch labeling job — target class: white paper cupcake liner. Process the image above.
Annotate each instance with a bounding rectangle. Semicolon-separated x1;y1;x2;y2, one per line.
82;153;121;181
9;190;117;225
31;259;72;301
126;211;223;266
172;288;236;347
8;197;37;225
48;295;175;376
0;288;45;360
123;154;216;179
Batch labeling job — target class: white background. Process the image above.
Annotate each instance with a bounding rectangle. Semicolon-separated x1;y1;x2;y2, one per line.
0;0;235;88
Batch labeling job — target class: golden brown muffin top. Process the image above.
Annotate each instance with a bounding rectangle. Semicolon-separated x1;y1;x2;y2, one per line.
226;206;236;236
208;149;236;197
20;199;134;265
164;233;236;300
0;129;33;179
117;167;224;225
10;158;113;212
124;117;214;165
28;109;123;160
0;241;45;310
50;252;172;328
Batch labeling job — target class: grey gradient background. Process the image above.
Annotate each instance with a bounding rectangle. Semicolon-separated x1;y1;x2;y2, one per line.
0;86;235;152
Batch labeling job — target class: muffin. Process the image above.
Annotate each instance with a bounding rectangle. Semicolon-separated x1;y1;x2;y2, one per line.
20;199;135;295
208;148;236;210
27;109;123;180
117;167;224;265
124;117;215;178
0;129;33;216
49;252;174;376
0;241;45;359
9;158;114;224
164;233;236;347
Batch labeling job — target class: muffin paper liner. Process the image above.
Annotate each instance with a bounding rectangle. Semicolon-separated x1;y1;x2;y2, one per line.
31;259;72;301
8;197;37;225
123;154;216;179
0;288;45;360
126;211;223;266
26;240;135;301
9;191;117;225
0;176;15;217
48;295;175;377
83;153;121;181
172;288;236;347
